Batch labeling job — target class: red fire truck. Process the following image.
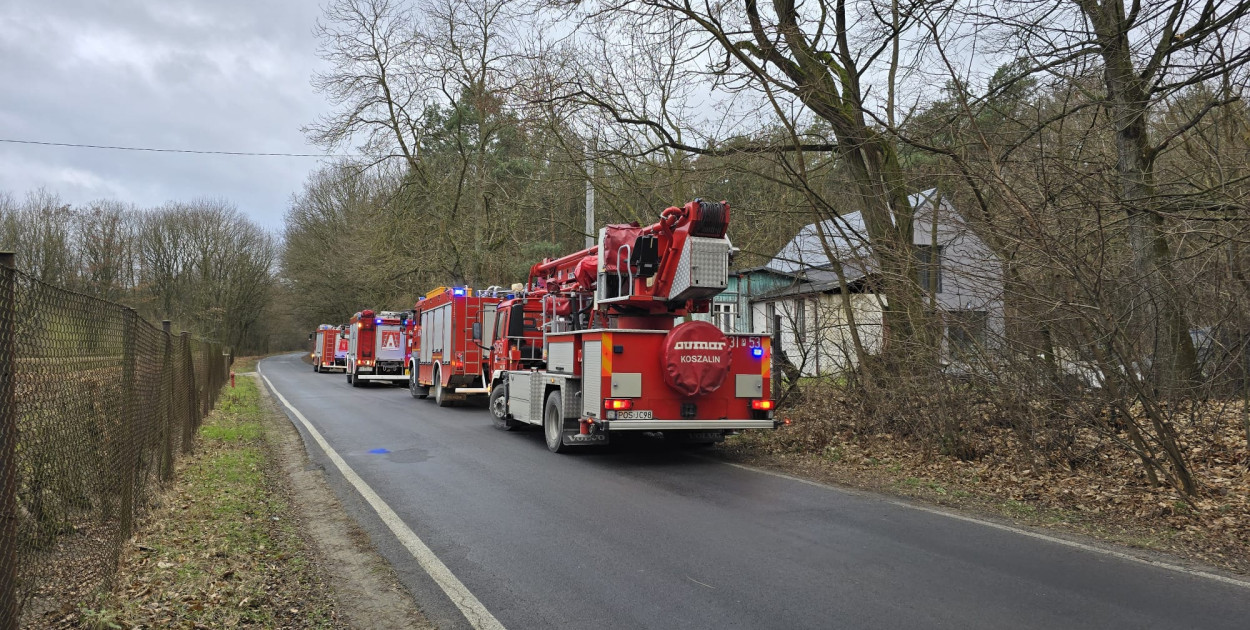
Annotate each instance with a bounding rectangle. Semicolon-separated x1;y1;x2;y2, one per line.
484;199;775;452
312;324;348;372
346;310;408;387
408;286;502;406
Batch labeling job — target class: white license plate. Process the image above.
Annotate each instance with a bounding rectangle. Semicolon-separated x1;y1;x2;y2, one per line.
617;410;653;420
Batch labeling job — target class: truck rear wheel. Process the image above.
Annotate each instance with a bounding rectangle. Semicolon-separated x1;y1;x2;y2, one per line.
433;366;451;407
351;370;363;387
490;383;519;431
313;362;320;373
544;391;568;453
346;371;352;385
409;367;429;399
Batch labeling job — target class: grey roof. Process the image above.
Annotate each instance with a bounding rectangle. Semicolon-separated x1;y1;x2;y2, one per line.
753;272;874;301
766;189;941;274
732;265;802;278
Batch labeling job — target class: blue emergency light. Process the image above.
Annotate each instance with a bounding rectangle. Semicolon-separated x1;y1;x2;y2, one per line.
751;347;764;359
375;318;382;324
453;287;466;297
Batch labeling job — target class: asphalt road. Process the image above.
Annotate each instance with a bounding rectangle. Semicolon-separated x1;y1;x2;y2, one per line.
260;353;1250;630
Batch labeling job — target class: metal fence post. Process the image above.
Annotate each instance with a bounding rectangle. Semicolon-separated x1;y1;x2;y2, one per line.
160;321;173;481
198;341;209;419
1;251;19;630
118;309;137;539
181;332;197;454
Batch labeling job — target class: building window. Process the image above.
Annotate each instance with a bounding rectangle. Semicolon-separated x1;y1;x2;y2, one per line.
916;245;944;293
766;302;777;333
947;310;987;355
712;302;736;331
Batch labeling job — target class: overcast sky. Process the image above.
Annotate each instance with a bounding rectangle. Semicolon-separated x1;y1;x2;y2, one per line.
0;0;334;230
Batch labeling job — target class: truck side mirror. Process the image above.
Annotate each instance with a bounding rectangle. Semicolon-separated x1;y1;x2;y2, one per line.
308;333;314;341
472;322;482;341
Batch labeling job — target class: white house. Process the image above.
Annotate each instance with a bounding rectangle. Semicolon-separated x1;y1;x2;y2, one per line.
751;190;1004;376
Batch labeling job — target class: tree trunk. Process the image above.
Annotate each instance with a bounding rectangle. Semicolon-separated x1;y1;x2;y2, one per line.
1085;0;1199;391
836;132;924;365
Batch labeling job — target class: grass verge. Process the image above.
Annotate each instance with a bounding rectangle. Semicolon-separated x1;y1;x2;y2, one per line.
67;376;342;629
230;354;270;374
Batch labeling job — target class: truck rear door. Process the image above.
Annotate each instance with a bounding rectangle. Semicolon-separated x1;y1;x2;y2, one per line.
321;332;336;365
376;324;405;361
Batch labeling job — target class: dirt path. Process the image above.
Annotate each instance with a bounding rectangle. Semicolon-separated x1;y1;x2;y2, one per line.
255;373;434;630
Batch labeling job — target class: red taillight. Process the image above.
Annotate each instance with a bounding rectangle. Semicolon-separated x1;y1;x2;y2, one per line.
605;399;633;410
751;399;774;411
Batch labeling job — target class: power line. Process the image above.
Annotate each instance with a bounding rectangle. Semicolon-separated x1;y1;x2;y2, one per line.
0;138;350;158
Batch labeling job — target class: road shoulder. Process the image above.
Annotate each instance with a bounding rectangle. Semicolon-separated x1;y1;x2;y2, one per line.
717;428;1250;580
255;371;435;630
56;372;343;628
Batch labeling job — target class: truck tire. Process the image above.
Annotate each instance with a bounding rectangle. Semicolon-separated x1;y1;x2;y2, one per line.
433;366;451;407
346;371;352;385
544;390;568;453
351;370;363;388
313;362;320;373
489;383;519;431
409;367;429;399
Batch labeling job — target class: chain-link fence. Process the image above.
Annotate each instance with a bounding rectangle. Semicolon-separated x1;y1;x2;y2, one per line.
0;255;231;627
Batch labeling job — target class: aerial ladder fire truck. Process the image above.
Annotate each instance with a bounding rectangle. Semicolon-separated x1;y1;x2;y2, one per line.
312;324;348;373
346;310;408;387
485;199;775;452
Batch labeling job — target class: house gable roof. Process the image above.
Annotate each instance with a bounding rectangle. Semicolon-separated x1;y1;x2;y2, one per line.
753;272;876;300
766;188;943;275
731;265;802;279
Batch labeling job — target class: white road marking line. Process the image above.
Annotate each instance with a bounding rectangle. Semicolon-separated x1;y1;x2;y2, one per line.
711;459;1250;590
686;576;715;589
259;366;507;630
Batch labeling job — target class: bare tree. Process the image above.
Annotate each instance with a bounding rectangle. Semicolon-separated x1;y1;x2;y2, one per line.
0;189;79;286
977;0;1250;390
77;200;138;302
307;0;428;172
557;0;940;363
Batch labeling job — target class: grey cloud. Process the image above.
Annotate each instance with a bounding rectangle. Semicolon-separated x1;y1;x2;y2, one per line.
0;0;335;229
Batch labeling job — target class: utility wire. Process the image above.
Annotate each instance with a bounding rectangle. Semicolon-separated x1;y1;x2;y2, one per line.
0;137;350;158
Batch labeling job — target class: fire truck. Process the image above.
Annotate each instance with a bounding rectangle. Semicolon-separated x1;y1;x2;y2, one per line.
346;310;408;387
485;199;775;452
312;324;348;372
408;286;502;406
